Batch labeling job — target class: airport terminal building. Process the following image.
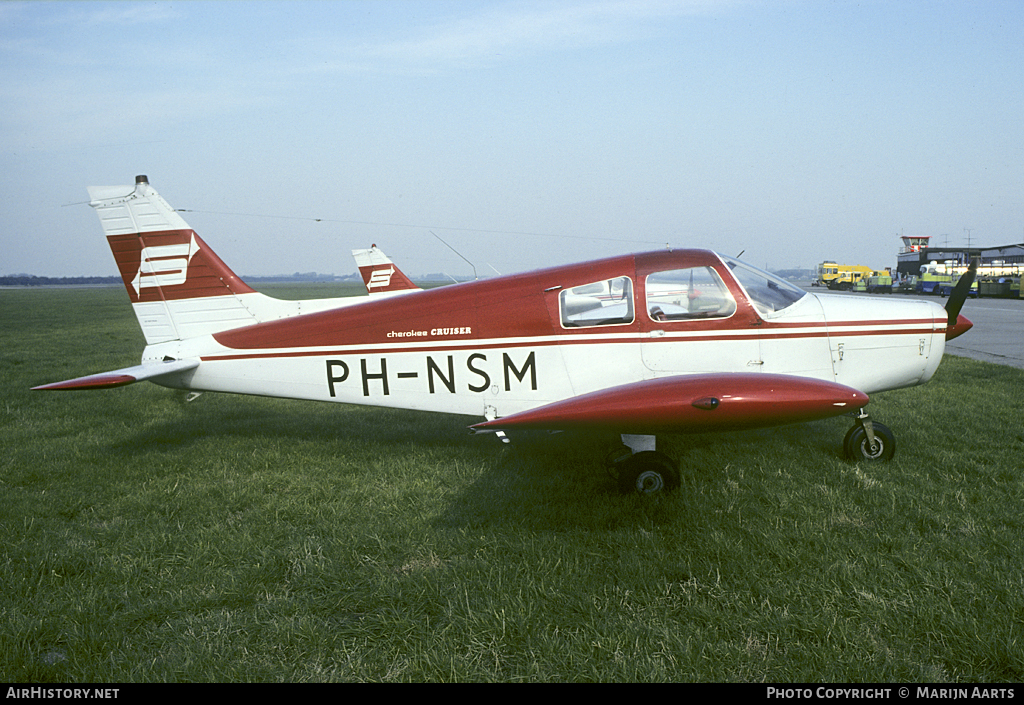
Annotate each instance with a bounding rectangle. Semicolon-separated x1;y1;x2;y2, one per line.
896;236;1024;278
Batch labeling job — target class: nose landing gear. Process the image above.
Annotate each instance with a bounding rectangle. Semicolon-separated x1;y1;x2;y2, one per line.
844;411;896;462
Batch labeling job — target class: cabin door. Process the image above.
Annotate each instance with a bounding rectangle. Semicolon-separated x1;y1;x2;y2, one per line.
639;265;761;374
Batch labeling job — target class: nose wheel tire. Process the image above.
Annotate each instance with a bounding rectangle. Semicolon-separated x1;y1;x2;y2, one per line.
843;422;896;462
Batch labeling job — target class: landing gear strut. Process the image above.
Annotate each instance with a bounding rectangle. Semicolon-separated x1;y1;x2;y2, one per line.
844;411;896;462
608;435;680;495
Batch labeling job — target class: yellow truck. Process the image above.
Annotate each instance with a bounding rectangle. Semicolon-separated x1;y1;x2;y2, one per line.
853;270;894;294
815;262;874;291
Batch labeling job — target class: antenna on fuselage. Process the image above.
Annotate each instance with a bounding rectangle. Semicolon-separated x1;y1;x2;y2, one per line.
736;250;745;258
431;231;478;281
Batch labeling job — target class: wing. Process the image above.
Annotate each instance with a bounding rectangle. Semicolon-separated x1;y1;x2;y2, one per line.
470;373;869;435
32;358;199;391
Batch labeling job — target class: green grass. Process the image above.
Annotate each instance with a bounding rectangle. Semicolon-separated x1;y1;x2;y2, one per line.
2;286;1023;682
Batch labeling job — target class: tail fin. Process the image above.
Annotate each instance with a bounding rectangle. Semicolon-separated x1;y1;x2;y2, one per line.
90;176;296;344
351;244;419;296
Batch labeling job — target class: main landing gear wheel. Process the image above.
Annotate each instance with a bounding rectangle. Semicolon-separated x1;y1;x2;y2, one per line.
616;451;680;495
843;421;896;462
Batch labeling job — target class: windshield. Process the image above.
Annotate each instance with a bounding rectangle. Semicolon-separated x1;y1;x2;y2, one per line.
719;255;807;315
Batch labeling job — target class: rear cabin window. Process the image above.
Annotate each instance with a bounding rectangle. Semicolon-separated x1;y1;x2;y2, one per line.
646;267;737;321
559;276;634;328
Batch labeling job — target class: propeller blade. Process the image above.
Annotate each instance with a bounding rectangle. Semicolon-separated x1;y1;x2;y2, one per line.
945;258;978;326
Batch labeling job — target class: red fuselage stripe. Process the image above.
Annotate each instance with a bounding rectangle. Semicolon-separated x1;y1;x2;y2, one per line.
200;323;943;362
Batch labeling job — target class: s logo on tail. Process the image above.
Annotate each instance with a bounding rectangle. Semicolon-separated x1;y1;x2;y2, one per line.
133;234;201;294
366;265;396;290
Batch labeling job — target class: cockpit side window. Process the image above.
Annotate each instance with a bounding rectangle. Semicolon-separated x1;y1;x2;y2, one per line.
720;255;807;315
559;276;634;328
646;267;736;321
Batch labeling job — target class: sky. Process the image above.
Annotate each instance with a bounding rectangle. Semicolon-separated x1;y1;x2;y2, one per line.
2;0;1022;279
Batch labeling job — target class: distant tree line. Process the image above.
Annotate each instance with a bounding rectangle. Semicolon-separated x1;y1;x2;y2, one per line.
4;269;806;287
0;275;123;286
0;273;364;287
771;268;816;281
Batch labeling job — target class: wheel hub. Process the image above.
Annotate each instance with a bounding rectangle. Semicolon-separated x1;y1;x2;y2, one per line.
635;470;665;493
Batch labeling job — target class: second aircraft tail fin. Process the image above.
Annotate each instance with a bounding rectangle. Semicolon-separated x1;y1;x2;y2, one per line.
352;245;420;296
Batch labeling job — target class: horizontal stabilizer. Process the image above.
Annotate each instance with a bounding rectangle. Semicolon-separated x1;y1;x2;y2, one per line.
32;359;199;391
471;373;869;435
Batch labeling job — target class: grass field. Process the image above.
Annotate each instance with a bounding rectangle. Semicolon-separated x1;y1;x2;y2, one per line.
2;285;1023;682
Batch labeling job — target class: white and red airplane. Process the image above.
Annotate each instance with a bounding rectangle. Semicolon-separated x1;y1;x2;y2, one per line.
35;176;976;493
